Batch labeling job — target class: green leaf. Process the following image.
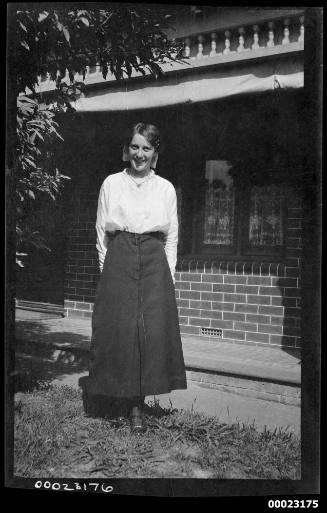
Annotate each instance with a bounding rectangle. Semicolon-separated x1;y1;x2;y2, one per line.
18;105;34;116
79;17;90;27
38;11;49;23
27;120;46;127
24;157;37;168
16;256;27;268
125;61;132;78
28;190;35;199
18;95;36;105
102;63;108;79
20;41;30;51
62;27;70;43
18;21;27;32
54;130;64;142
29;132;37;143
32;129;45;142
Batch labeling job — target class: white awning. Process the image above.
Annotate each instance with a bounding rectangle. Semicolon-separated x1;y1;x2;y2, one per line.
74;57;304;112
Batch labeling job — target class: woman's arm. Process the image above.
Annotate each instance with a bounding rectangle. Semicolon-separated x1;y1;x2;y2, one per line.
95;180;109;272
164;185;178;284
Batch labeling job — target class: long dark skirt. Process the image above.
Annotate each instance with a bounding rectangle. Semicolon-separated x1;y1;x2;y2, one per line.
85;230;187;398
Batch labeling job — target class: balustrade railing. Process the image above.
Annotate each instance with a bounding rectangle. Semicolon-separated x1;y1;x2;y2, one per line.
181;14;304;59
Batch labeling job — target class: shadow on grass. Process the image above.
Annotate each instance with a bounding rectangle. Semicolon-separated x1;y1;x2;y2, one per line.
14;315;92;393
14;351;88;394
15;318;91;349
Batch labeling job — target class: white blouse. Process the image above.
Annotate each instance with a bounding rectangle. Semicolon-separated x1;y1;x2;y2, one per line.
95;169;178;282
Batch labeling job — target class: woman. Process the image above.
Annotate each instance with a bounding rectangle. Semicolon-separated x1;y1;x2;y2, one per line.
81;123;187;432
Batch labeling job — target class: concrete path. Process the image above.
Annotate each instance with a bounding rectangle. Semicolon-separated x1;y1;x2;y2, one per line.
14;308;301;436
50;371;300;435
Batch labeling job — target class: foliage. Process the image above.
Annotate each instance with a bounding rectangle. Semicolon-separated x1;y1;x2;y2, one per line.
15;6;183;90
16;94;70;265
13;5;183;266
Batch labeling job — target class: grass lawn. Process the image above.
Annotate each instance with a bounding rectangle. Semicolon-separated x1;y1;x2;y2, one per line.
14;384;301;479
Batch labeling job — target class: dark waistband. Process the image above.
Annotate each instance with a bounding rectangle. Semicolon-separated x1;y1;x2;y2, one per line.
109;230;164;240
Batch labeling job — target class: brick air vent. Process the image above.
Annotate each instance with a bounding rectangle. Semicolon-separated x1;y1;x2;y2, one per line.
201;328;222;337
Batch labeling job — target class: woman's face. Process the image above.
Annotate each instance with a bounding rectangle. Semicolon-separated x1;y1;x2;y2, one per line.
126;133;157;175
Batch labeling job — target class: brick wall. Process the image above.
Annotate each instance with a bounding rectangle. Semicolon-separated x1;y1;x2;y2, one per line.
64;186;302;350
175;262;301;349
175;195;302;349
64;181;100;319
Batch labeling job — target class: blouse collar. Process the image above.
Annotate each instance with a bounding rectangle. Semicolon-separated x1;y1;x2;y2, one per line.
123;168;156;179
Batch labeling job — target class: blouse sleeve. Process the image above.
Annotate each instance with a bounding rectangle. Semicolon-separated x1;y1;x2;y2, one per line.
95;180;109;272
164;185;178;284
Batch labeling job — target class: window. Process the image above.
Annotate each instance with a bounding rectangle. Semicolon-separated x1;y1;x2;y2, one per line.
191;160;286;258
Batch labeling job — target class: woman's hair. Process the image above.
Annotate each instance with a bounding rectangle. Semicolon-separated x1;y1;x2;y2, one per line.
123;123;161;152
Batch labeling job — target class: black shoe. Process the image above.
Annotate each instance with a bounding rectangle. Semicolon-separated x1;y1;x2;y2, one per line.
130;406;146;433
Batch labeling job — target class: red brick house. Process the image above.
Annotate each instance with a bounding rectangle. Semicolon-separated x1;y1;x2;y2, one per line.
17;6;308;351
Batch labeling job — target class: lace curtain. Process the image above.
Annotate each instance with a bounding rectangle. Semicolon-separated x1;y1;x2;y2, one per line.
203;161;234;245
249;185;284;246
